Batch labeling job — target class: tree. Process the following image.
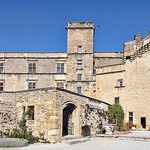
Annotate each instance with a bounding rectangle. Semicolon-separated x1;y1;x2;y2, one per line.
108;104;124;131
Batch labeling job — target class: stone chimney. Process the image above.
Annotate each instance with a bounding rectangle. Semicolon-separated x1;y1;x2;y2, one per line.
134;33;141;41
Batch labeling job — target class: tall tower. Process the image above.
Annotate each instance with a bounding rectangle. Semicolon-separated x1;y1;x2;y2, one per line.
65;22;95;96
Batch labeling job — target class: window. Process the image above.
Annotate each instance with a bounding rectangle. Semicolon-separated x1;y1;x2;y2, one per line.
0;82;3;91
77;87;82;94
118;79;123;87
77;60;82;70
0;63;4;73
115;97;119;104
77;46;82;53
129;112;133;122
57;63;64;73
93;69;96;74
28;82;36;89
29;63;36;73
28;106;34;120
77;74;82;81
57;82;64;88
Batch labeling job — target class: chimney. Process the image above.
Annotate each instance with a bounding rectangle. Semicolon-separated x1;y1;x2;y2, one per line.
134;33;141;41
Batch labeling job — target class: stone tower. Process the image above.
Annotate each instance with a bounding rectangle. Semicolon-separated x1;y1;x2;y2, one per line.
65;22;96;96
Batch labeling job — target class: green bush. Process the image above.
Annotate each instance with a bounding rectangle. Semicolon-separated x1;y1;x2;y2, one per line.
108;104;124;131
2;106;39;144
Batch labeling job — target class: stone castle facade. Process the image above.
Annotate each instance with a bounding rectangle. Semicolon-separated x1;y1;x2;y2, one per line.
0;22;149;143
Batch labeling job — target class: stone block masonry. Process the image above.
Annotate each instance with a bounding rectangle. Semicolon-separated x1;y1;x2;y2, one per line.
0;87;110;143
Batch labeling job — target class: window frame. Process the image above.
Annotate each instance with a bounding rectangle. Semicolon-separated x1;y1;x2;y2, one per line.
77;46;82;53
28;63;36;74
77;74;82;81
115;97;119;104
77;60;82;70
129;112;133;122
28;82;36;89
0;82;4;91
0;63;4;73
57;82;64;89
77;87;82;94
57;63;64;73
117;79;123;87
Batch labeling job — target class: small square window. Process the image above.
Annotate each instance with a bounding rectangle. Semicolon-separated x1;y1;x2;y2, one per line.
57;82;64;88
77;87;82;94
28;82;36;89
77;74;82;81
115;97;119;104
118;79;123;87
77;46;82;53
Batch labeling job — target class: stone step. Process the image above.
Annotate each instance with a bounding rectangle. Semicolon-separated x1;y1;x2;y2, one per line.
62;137;90;145
62;135;84;141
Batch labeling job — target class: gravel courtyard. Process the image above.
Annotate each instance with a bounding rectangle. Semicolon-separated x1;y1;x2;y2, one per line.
0;137;150;150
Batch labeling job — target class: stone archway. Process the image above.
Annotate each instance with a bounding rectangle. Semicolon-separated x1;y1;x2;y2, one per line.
62;103;76;136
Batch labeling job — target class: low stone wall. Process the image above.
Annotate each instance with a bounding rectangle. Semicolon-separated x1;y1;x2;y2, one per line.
0;87;111;143
0;102;18;133
81;104;111;136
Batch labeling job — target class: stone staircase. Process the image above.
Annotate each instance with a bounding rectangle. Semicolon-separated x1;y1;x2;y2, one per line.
62;135;90;145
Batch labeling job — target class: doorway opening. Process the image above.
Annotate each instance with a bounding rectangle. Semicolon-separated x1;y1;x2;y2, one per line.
141;117;146;128
63;103;76;136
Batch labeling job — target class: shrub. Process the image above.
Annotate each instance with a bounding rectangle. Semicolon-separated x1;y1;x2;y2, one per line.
108;104;124;131
2;106;39;144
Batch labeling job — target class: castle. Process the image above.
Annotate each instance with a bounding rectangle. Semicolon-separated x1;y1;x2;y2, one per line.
0;22;149;143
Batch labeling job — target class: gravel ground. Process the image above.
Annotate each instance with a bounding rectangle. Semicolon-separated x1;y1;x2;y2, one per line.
0;138;150;150
0;131;150;150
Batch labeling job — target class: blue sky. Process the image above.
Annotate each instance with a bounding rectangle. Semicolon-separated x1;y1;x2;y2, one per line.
0;0;150;52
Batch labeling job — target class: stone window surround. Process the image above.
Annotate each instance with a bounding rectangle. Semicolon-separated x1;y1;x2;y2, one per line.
115;79;125;88
77;45;83;53
57;63;64;73
27;79;38;89
0;60;5;73
56;81;65;89
76;59;83;70
27;60;38;74
77;74;82;81
115;97;119;104
0;80;4;91
77;86;82;94
129;112;134;123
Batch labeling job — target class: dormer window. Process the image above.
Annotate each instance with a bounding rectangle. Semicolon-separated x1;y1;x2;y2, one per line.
77;46;82;53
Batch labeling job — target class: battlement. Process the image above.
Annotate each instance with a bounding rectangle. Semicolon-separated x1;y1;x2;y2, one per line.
66;22;95;29
124;31;150;58
124;42;150;62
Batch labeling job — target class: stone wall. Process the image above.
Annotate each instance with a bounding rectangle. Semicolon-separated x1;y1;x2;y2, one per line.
124;32;150;58
0;87;110;143
95;51;150;129
94;52;123;68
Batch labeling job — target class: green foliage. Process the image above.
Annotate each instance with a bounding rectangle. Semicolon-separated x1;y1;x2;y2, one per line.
108;104;124;131
41;88;48;92
39;132;45;140
3;106;39;144
19;106;27;134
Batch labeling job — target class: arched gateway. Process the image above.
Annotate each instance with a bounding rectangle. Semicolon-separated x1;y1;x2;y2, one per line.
62;103;77;136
